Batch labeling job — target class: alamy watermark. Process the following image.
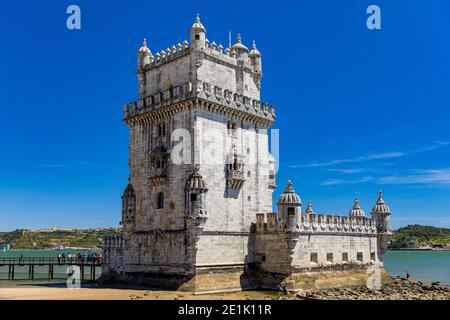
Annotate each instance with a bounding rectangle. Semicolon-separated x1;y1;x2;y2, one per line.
366;5;381;30
66;5;81;30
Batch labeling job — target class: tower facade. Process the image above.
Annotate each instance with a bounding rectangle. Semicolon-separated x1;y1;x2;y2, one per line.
102;15;276;292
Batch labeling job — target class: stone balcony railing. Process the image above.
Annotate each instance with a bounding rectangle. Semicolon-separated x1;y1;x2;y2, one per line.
148;167;166;185
256;212;377;235
227;169;245;189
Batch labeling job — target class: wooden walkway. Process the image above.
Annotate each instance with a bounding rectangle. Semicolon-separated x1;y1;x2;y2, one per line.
0;257;102;281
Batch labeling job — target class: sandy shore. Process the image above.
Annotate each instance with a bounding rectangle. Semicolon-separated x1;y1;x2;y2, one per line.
1;277;449;300
0;285;276;300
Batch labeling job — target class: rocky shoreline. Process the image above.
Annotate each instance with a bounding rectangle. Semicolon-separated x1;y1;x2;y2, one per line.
293;277;450;300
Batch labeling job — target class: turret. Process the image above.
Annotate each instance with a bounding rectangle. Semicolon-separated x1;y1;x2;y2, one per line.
305;201;314;216
121;179;136;233
185;165;208;230
137;37;152;70
277;180;301;231
371;191;392;259
189;14;206;50
231;34;249;59
249;40;262;73
348;198;366;218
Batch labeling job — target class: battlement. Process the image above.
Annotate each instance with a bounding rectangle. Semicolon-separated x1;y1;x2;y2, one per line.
256;212;377;235
122;81;275;124
141;40;191;71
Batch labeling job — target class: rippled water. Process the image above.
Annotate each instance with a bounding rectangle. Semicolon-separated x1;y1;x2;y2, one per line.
0;249;449;288
384;250;450;285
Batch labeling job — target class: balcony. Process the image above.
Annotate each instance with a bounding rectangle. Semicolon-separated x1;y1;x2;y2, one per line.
149;167;166;185
227;169;245;189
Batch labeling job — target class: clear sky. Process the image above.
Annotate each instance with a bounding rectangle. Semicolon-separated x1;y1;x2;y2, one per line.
1;0;450;230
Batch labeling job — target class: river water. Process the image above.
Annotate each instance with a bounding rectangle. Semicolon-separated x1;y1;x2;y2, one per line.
0;249;449;288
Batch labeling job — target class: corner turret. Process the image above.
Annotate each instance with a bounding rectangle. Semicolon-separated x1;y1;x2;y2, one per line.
277;180;301;231
371;191;392;259
189;14;206;50
249;40;262;73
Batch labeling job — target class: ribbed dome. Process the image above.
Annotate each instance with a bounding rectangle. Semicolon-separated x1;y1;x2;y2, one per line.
305;201;314;214
278;180;301;205
371;191;391;214
231;34;249;52
122;183;135;197
249;40;261;57
186;166;207;190
190;14;206;32
349;198;365;217
138;38;151;55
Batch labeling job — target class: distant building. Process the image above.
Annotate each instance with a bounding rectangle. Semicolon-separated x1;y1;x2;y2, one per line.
102;15;393;293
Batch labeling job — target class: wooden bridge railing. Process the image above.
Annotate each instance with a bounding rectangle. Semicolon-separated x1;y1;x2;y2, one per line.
0;257;103;265
0;257;103;281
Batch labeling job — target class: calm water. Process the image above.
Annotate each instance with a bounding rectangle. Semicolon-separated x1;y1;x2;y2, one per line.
384;250;450;285
0;249;102;288
0;250;449;287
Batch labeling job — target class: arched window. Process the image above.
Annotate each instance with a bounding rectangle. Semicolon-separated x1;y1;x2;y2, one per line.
157;192;164;209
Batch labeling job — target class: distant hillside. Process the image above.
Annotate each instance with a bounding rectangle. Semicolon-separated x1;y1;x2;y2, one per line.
0;228;122;249
392;224;450;247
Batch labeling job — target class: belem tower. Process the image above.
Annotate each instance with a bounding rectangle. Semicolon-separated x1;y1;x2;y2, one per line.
101;15;393;293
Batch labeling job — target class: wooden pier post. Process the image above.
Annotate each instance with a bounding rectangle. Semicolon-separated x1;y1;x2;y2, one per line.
31;265;34;280
11;265;14;280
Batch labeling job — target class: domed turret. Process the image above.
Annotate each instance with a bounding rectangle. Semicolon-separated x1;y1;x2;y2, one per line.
278;180;301;205
121;178;136;225
185;166;208;225
371;191;391;215
137;38;153;69
371;191;393;259
122;182;135;197
277;180;301;231
249;40;262;72
371;191;391;234
231;34;249;58
348;198;365;217
189;14;206;49
185;166;207;190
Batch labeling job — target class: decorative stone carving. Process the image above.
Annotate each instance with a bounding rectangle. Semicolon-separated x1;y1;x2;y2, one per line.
203;82;211;97
214;86;223;100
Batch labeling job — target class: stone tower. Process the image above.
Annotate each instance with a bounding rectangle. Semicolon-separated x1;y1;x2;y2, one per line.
102;15;276;292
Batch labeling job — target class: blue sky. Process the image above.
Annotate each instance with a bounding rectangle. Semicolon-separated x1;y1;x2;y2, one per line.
1;0;450;230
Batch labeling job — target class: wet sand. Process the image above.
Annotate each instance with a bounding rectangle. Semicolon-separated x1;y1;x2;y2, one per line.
0;285;277;300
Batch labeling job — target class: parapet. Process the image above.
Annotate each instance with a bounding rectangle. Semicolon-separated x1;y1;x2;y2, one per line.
255;212;377;235
122;81;275;124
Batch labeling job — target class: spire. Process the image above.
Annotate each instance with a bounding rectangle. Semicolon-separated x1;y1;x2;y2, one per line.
371;190;391;215
190;13;206;32
305;201;314;215
249;40;261;57
231;33;248;53
138;37;151;55
277;180;301;205
349;198;366;217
